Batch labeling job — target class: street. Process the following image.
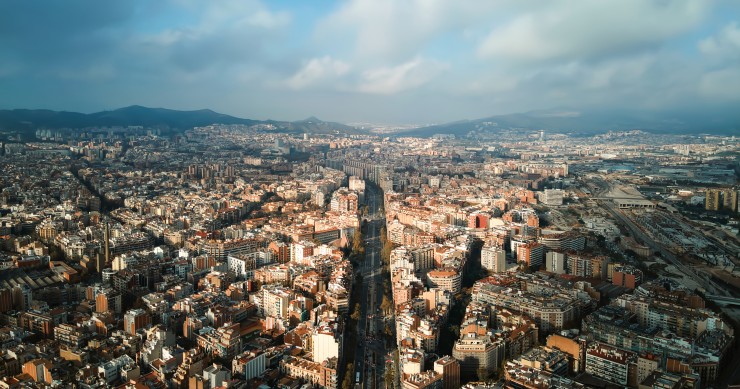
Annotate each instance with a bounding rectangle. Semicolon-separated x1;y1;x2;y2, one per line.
353;184;390;389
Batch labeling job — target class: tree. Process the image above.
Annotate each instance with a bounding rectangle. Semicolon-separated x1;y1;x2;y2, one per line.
447;324;460;338
351;303;361;321
342;363;355;389
352;229;364;255
381;241;394;265
384;322;394;337
260;191;277;202
517;260;528;271
380;295;392;313
48;244;65;261
384;366;394;389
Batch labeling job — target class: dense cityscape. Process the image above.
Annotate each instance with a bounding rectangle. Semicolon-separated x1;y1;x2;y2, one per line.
0;124;737;389
2;2;740;389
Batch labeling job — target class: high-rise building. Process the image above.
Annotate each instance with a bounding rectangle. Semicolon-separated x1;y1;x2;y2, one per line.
12;284;33;311
612;265;643;289
481;244;506;273
452;333;505;380
123;308;151;335
104;221;111;265
95;289;122;314
0;287;13;312
312;325;340;364
705;189;721;211
567;254;610;279
545;252;566;274
517;242;545;269
468;213;490;229
426;268;462;294
723;189;738;212
433;356;460;389
585;342;637;387
539;189;564;206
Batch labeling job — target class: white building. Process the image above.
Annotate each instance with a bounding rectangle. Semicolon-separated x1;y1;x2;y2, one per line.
546;252;566;274
585;343;636;386
235;351;266;381
203;364;231;388
227;251;273;280
539;189;564;206
349;176;366;193
481;244;506;273
254;285;293;318
99;354;137;384
312;325;340;363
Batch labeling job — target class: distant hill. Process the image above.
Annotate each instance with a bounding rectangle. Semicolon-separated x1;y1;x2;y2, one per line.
0;105;360;135
281;116;359;135
402;108;740;137
4;105;736;138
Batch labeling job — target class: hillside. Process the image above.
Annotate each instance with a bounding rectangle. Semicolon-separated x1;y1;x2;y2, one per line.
402;108;740;138
0;106;360;135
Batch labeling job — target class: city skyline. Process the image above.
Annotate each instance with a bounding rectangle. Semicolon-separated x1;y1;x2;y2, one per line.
1;1;739;124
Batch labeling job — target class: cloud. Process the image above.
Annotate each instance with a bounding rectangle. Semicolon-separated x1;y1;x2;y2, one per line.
247;10;291;29
700;67;740;99
317;0;506;63
477;1;707;63
696;21;740;102
357;58;447;94
285;56;351;90
699;21;740;61
283;56;445;95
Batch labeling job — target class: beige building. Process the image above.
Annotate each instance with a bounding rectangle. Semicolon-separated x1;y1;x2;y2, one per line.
426;268;461;294
452;333;505;380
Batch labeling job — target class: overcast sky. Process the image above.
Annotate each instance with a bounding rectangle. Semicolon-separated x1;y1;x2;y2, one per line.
1;1;738;124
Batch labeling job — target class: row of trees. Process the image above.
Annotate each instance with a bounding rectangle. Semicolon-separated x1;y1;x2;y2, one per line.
342;221;367;389
341;363;354;389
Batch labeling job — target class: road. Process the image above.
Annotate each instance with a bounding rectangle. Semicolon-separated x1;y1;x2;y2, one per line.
354;184;389;389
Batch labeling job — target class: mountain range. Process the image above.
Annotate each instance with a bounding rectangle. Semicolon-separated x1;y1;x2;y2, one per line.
0;105;358;135
1;105;738;138
401;108;740;137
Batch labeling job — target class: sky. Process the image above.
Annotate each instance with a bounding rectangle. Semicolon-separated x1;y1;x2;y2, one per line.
0;0;739;124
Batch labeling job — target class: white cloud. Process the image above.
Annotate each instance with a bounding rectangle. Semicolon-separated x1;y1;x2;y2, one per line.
124;0;292;78
477;1;707;63
285;56;351;90
357;58;447;94
317;0;508;62
245;9;290;29
699;21;740;60
284;56;445;95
